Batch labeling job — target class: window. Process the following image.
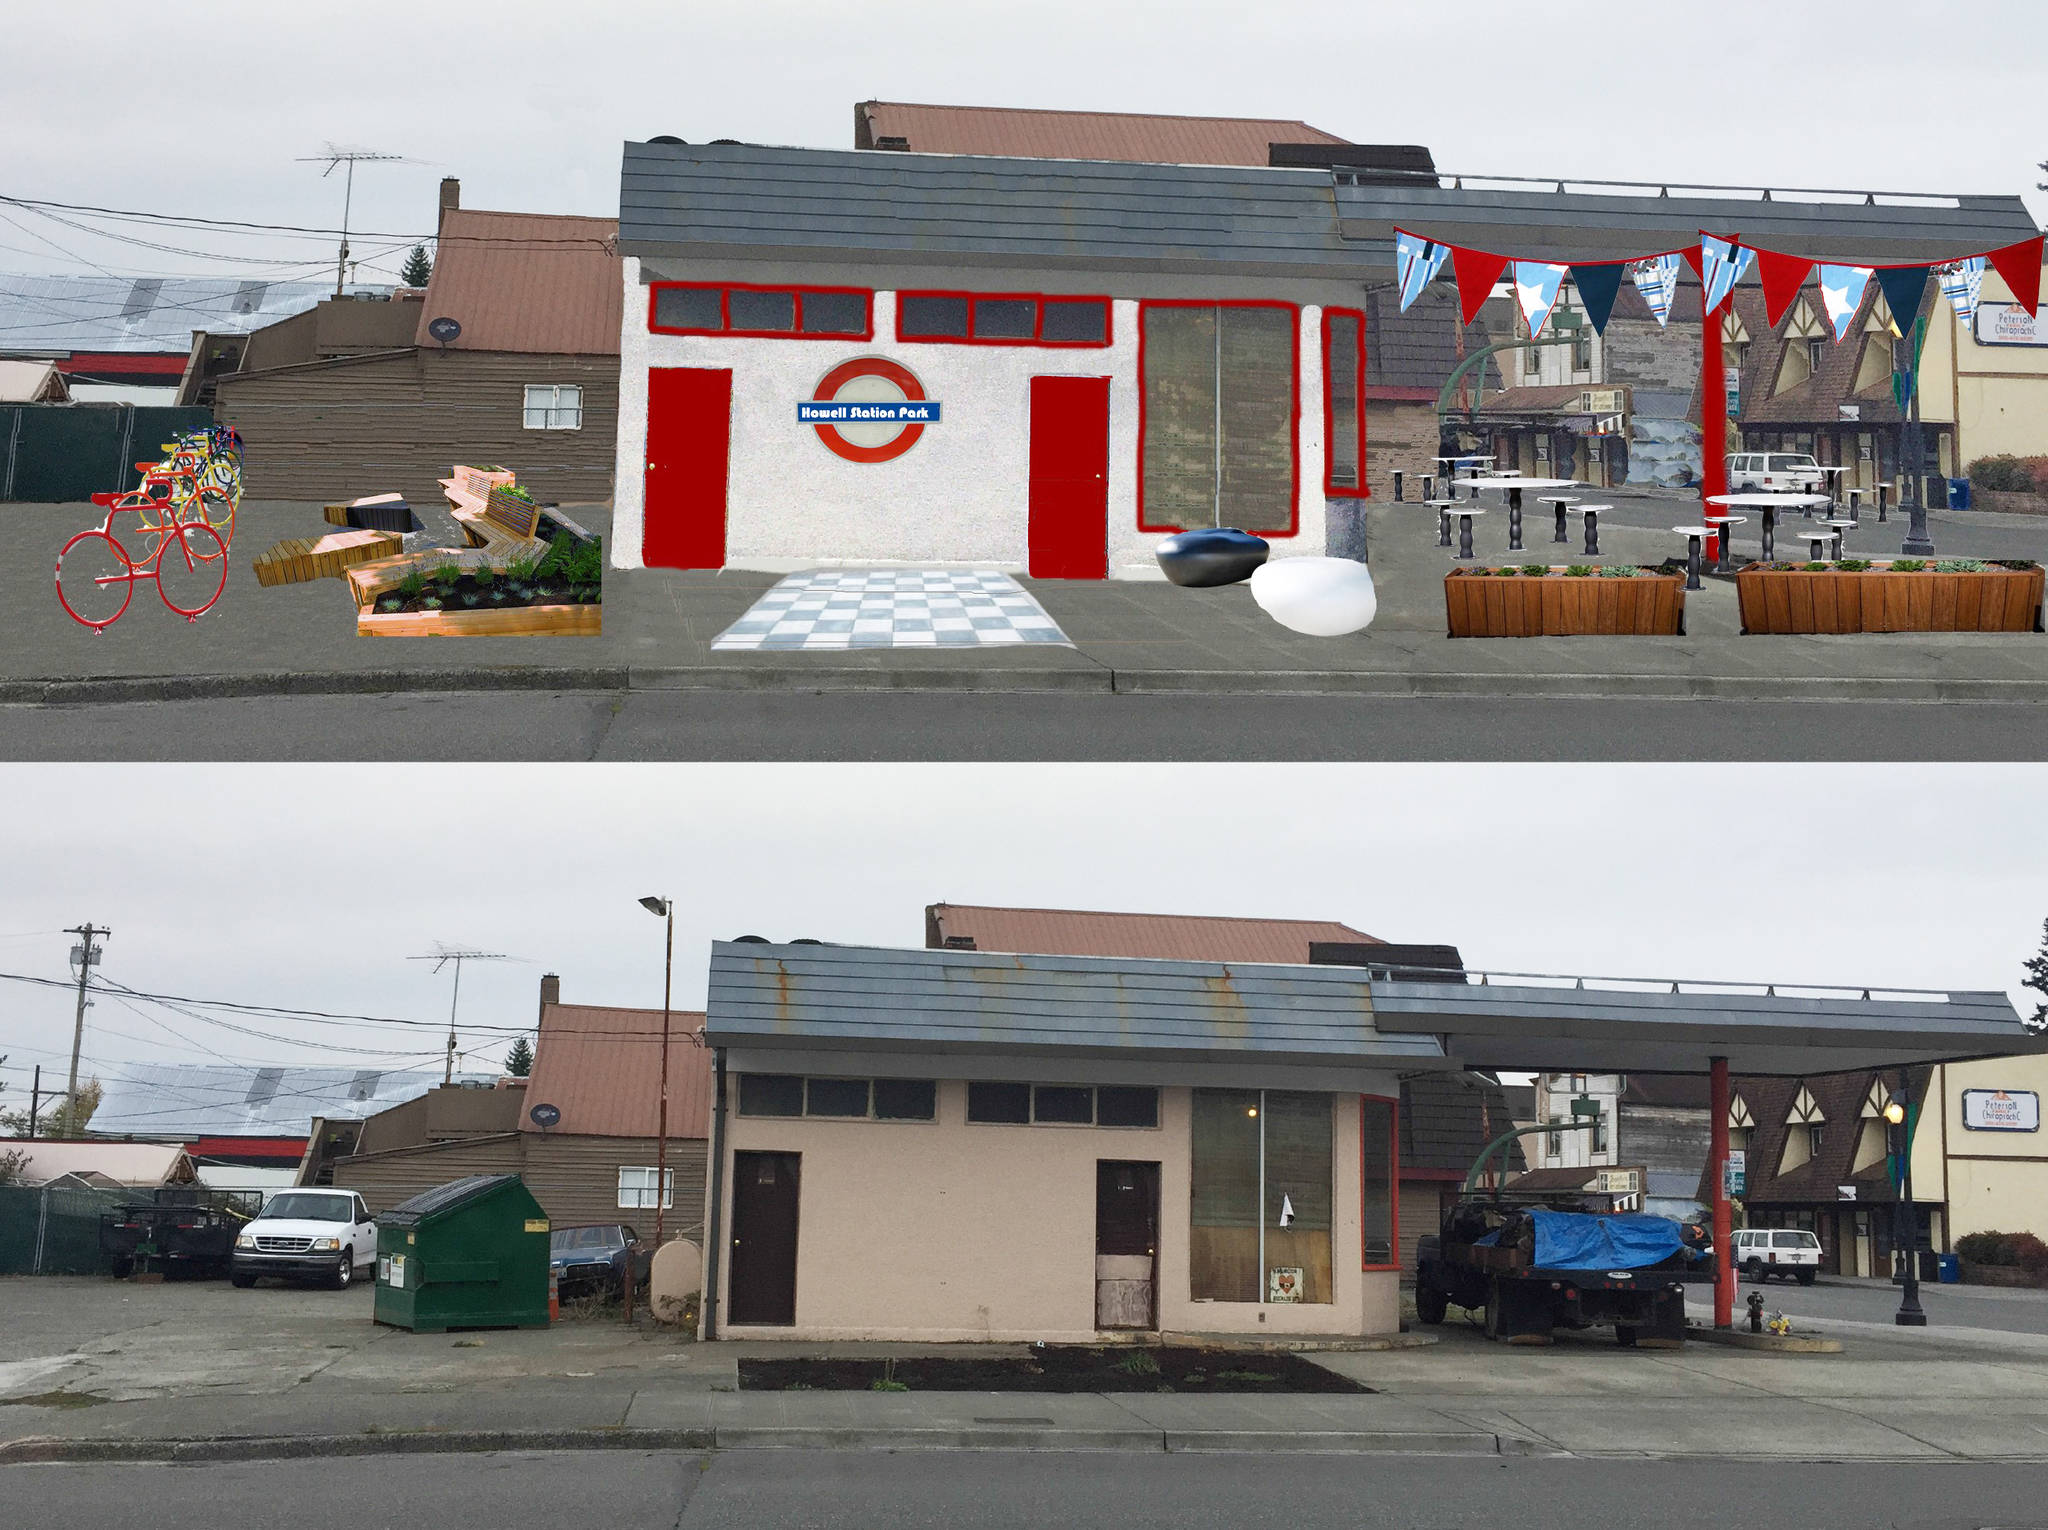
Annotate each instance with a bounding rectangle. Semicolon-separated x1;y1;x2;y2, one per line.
1808;1124;1825;1156
967;1081;1032;1124
1139;301;1298;535
1573;330;1593;372
895;290;1111;347
1033;1085;1094;1125
648;282;873;340
1359;1094;1398;1269
1096;1086;1160;1129
1547;1118;1565;1157
1524;346;1543;378
737;1074;804;1117
1190;1089;1332;1304
1322;308;1366;498
617;1166;673;1210
1593;1114;1609;1154
523;383;583;430
873;1079;937;1120
805;1078;871;1117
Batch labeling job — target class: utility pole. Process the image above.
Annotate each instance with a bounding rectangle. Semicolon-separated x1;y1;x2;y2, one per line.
29;1065;41;1139
408;946;510;1084
298;146;407;297
63;924;107;1127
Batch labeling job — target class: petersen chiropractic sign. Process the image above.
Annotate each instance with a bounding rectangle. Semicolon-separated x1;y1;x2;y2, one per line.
1961;1088;2041;1132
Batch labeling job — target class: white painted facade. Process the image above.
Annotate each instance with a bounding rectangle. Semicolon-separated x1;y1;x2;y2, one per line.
1533;1072;1621;1171
611;257;1338;577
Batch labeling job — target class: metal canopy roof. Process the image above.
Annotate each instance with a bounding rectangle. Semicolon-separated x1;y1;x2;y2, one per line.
705;941;1451;1070
1367;974;2041;1076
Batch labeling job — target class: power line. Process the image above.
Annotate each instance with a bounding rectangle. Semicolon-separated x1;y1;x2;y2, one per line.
0;194;614;247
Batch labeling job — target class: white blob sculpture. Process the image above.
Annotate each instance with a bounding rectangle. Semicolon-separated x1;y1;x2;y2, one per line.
1248;557;1378;637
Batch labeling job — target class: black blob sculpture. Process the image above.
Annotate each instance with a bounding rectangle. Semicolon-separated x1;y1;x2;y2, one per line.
1155;527;1270;588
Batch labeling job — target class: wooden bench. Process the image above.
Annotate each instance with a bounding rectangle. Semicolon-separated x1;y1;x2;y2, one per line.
251;529;403;587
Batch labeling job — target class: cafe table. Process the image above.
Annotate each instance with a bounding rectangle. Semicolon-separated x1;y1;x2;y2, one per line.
1705;492;1831;564
1472;476;1582;553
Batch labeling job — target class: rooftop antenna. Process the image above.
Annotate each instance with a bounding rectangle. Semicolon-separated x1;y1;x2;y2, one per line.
408;943;512;1085
298;144;409;297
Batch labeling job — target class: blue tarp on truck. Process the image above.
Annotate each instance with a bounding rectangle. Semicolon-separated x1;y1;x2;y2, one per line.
1478;1211;1693;1270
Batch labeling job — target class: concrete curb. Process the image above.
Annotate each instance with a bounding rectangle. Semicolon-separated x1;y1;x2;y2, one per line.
0;1427;715;1465
7;663;2048;708
1684;1326;1844;1354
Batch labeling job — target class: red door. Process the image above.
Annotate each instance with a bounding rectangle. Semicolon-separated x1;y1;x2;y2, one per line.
643;367;732;569
1028;375;1110;579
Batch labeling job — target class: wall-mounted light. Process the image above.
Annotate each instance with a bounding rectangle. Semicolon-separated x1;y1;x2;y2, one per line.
1883;1100;1905;1125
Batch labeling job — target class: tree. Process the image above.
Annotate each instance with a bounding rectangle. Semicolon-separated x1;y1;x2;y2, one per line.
2024;917;2048;1032
400;243;434;288
38;1078;102;1139
505;1036;534;1077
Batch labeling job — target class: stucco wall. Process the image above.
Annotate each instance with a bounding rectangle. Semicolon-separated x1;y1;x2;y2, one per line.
708;1077;1399;1343
613;257;1332;576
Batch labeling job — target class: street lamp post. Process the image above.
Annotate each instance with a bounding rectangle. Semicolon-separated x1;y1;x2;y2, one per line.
1899;322;1935;558
1886;1074;1927;1326
639;896;675;1250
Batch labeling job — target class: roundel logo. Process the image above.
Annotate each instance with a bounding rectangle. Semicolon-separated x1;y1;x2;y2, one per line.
807;357;929;464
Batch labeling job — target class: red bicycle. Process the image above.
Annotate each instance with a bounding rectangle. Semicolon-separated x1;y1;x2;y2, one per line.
56;483;229;631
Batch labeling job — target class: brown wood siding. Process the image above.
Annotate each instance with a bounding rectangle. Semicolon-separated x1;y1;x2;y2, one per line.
216;349;618;510
331;1132;707;1240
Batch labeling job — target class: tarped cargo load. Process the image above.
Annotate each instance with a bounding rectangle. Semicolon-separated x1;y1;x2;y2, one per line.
1523;1209;1690;1270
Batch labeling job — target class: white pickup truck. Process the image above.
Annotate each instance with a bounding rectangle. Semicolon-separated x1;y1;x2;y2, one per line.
231;1188;378;1290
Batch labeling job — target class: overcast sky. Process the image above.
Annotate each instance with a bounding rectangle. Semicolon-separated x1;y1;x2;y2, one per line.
1;763;2043;1101
5;0;2044;285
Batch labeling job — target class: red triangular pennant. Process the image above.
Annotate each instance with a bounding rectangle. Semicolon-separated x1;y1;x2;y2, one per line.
1987;233;2044;316
1680;243;1705;281
1450;244;1509;327
1755;248;1814;329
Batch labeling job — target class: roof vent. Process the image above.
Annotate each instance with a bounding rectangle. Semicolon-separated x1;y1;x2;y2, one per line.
709;138;743;146
732;934;770;944
789;938;825;946
942;936;978;950
648;135;687;145
872;135;910;151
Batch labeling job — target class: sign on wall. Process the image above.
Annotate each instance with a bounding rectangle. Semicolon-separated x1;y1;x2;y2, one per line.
1973;303;2048;348
803;357;937;464
1961;1089;2040;1132
1723;1150;1746;1196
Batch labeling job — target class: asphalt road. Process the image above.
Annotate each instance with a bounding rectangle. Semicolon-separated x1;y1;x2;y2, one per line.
1751;1274;2048;1337
9;1450;2048;1529
9;689;2048;761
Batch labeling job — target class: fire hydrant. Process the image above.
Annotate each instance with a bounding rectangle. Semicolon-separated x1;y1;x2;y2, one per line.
1747;1291;1766;1333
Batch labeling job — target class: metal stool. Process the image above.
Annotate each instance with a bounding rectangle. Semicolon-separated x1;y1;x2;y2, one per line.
1577;504;1608;557
1797;529;1839;560
1824;518;1857;556
1673;525;1712;591
1392;470;1405;502
1705;514;1748;573
1540;494;1581;544
1454;507;1487;561
1426;498;1459;549
1420;473;1436;502
1876;482;1891;522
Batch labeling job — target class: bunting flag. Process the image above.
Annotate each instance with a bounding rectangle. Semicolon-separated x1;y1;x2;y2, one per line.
1450;244;1510;327
1627;253;1683;327
1570;262;1625;335
1874;265;1931;334
1818;264;1874;340
1755;248;1815;328
1937;256;1987;324
1395;230;1451;313
1512;261;1568;337
1987;233;2045;315
1699;234;1754;313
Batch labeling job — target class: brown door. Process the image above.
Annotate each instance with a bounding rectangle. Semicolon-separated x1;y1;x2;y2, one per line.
1095;1160;1160;1330
728;1151;800;1326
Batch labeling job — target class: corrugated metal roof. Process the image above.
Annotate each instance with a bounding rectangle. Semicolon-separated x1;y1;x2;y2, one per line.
0;276;384;354
93;1065;491;1138
6;1140;192;1187
415;209;621;355
522;1002;714;1138
705;942;1446;1069
856;100;1348;165
925;903;1381;963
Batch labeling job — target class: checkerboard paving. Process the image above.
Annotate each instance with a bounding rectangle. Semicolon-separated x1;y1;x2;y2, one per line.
711;569;1072;651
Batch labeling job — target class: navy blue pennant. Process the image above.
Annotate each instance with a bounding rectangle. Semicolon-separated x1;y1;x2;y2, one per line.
1569;263;1625;335
1874;265;1930;333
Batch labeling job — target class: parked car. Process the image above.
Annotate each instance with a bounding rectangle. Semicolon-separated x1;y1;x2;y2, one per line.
231;1189;377;1290
1728;452;1825;494
1732;1226;1821;1285
549;1223;650;1297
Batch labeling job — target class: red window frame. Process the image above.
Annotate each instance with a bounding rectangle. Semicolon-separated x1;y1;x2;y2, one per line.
894;290;1114;348
1135;299;1300;538
647;280;874;341
1359;1092;1401;1273
1322;306;1370;499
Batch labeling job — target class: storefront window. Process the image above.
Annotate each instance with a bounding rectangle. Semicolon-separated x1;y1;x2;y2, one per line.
1323;309;1364;496
1190;1088;1332;1304
1139;303;1297;534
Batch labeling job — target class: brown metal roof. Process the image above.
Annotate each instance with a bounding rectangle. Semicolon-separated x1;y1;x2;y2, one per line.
855;100;1348;166
924;903;1382;963
522;1002;712;1139
414;209;621;356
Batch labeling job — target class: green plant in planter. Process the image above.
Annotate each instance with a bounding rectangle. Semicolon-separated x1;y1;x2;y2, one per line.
1564;565;1594;577
495;481;536;504
1116;1350;1162;1376
1891;558;1926;572
1836;558;1871;571
1598;565;1640;578
489;589;508;603
420;595;442;611
378;596;402;612
1520;564;1548;577
461;594;479;607
1803;561;1829;572
503;555;541;585
1487;566;1516;576
1934;558;1988;573
430;561;464;588
473;564;496;589
1994;559;2040;571
396;565;430;599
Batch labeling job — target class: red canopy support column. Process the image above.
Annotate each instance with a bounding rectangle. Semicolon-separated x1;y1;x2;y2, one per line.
1701;285;1730;564
1710;1054;1733;1329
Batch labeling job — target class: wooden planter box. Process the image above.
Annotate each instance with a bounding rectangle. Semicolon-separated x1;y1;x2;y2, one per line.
1445;569;1686;638
356;602;600;638
1735;564;2044;634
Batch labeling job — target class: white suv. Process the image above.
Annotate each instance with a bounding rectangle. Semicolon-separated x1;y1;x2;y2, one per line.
1728;452;1825;494
1733;1227;1820;1285
231;1189;377;1290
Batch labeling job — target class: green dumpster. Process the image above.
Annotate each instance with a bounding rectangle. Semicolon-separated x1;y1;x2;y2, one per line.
372;1174;551;1333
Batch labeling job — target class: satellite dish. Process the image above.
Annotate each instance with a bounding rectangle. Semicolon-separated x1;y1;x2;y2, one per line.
528;1102;561;1129
427;316;462;347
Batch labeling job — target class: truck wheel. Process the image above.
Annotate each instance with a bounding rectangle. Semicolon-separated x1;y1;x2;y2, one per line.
1746;1258;1767;1284
1416;1284;1449;1325
109;1256;134;1279
1796;1269;1815;1286
331;1257;353;1291
1483;1279;1501;1341
1614;1325;1638;1347
231;1272;255;1289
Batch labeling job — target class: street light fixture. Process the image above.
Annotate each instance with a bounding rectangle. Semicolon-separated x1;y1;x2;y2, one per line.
1887;1077;1926;1326
639;896;674;1251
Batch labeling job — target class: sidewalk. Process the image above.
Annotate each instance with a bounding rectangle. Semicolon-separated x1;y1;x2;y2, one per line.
7;498;2047;706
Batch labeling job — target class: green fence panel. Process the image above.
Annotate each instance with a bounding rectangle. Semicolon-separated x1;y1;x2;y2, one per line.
0;404;213;503
0;1185;121;1274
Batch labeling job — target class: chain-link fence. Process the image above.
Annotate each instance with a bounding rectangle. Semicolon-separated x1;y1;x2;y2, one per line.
0;1184;121;1274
